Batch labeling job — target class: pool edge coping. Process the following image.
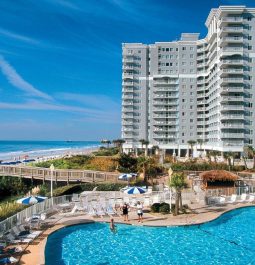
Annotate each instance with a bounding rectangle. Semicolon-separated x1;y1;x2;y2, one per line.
21;204;255;265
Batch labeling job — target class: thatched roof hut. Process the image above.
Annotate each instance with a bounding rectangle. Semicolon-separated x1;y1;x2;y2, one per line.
200;170;239;189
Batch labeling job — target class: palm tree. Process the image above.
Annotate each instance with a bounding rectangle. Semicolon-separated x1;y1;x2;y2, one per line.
187;140;196;158
210;150;220;163
139;139;150;156
137;156;152;188
112;139;125;154
101;139;111;148
169;173;187;215
246;146;255;169
223;152;232;171
242;146;249;170
196;139;203;158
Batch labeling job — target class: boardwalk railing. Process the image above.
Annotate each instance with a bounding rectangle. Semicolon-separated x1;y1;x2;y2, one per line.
0;165;120;183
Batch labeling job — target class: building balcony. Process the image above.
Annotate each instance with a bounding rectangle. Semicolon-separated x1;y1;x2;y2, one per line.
221;96;244;102
220;105;245;111
153;102;178;107
154;81;178;86
122;95;134;100
221;17;243;23
122;81;134;86
221;123;244;129
219;27;243;36
122;102;133;106
153;134;176;139
154;87;178;92
154;121;176;125
219;36;244;46
122;65;134;70
219;68;243;76
220;114;245;120
122;121;134;125
154;128;177;132
153;108;178;112
154;94;178;99
219;59;244;68
221;133;244;139
220;86;244;93
219;47;243;57
153;114;178;119
122;58;135;63
220;77;243;84
122;73;134;79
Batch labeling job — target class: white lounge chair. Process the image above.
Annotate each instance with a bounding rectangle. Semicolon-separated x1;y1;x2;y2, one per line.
5;233;32;244
106;205;118;216
228;194;237;203
11;226;40;240
248;195;255;203
238;193;247;203
218;197;226;204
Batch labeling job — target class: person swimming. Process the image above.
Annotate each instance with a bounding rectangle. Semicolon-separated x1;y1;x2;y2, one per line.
110;218;117;233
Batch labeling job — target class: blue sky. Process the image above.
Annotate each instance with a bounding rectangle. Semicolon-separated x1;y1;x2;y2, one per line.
0;0;254;140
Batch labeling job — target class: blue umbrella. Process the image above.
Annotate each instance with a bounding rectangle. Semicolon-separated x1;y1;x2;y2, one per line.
124;187;146;194
118;173;137;181
17;195;47;205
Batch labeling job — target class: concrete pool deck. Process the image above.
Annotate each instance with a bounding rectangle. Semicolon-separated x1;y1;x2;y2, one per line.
18;202;255;265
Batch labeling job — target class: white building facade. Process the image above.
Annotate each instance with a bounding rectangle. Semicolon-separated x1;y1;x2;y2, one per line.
121;6;255;156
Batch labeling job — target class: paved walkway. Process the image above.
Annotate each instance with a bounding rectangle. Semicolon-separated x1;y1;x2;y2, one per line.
18;202;254;265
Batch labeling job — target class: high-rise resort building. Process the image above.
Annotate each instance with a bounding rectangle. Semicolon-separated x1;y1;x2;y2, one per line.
121;5;255;157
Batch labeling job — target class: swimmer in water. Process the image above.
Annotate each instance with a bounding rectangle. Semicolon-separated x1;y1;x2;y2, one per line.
110;218;117;233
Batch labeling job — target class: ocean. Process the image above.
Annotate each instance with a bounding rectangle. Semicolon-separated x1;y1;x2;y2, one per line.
0;140;100;161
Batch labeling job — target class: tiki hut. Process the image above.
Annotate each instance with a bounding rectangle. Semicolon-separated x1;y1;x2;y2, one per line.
200;170;239;189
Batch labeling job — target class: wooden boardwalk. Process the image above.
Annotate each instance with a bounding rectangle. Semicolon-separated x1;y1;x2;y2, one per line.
0;165;120;183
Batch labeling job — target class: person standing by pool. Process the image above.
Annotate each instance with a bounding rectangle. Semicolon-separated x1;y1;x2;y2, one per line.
137;201;143;223
121;203;129;222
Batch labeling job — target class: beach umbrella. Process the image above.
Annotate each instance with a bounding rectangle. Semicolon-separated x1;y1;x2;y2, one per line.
118;173;137;181
17;195;47;205
124;187;146;195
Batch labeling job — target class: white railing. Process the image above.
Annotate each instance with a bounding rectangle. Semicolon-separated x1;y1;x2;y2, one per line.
0;195;72;236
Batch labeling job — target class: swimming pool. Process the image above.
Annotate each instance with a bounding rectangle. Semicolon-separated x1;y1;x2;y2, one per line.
45;207;255;265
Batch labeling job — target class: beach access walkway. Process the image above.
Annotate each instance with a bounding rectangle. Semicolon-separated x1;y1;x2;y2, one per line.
0;165;120;183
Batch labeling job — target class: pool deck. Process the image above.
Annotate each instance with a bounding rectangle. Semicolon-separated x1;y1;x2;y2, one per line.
18;202;254;265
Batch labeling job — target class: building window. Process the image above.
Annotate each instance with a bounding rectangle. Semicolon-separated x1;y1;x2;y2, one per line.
182;112;185;116
166;48;169;52
248;36;252;40
248;46;252;50
176;48;178;51
182;133;185;136
190;54;194;58
190;47;194;51
182;99;185;102
182;47;186;51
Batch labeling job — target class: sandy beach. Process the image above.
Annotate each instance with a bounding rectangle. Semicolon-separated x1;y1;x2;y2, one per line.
0;146;100;163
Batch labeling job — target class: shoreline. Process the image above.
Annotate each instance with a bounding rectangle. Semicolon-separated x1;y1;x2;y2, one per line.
0;146;100;163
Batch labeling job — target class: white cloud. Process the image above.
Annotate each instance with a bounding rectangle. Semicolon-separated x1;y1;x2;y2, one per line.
0;28;40;44
0;55;52;100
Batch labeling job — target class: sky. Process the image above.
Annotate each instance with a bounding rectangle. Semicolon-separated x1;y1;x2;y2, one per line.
0;0;254;140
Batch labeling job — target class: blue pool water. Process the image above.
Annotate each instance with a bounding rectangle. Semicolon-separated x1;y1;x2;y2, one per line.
45;207;255;265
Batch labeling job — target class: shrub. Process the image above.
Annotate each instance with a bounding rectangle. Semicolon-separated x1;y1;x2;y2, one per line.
0;202;27;221
171;162;245;172
151;203;161;213
47;183;127;197
159;203;170;214
92;147;119;156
